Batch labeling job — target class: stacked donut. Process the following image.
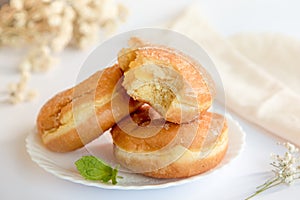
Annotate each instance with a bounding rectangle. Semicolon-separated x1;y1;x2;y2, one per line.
37;38;228;179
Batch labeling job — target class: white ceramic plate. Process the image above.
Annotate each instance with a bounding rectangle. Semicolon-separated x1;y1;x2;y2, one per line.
26;115;245;190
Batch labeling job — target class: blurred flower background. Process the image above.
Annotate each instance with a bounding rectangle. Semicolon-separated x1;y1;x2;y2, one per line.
0;0;127;104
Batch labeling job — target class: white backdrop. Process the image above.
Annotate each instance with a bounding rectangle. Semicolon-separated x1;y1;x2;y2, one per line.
0;0;299;199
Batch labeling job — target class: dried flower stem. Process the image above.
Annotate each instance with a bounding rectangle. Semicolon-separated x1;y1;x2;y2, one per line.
246;178;281;200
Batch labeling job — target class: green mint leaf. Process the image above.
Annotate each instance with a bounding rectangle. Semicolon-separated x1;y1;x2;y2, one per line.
75;155;121;184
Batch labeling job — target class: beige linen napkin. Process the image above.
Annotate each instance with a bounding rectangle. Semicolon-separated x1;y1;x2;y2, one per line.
229;33;300;94
170;6;300;146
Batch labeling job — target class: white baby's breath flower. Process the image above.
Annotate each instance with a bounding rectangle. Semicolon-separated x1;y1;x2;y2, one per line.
22;45;57;72
63;6;75;20
81;7;97;19
10;0;24;10
40;45;51;55
117;4;128;22
78;37;91;49
13;11;27;27
32;12;43;21
20;70;30;81
78;22;91;34
10;95;22;104
18;81;28;91
27;20;36;29
98;0;118;22
19;60;32;72
72;0;88;9
32;54;57;72
50;35;68;52
284;175;294;185
287;166;297;174
24;0;36;8
286;142;299;153
48;14;62;27
291;157;297;164
6;69;33;105
49;1;65;14
102;19;117;34
284;152;292;163
26;89;38;101
246;141;300;199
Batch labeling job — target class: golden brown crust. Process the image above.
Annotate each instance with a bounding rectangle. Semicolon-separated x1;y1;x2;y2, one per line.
143;125;228;178
143;141;228;178
118;38;215;124
37;64;142;152
111;106;213;152
111;106;228;178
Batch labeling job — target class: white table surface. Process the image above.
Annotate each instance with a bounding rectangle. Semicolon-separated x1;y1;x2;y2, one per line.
1;0;300;199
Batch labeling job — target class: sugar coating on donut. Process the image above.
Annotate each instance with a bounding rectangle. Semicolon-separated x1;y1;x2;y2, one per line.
118;38;215;124
111;107;228;178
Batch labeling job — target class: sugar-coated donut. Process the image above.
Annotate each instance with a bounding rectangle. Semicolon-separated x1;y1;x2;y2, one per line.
37;64;142;152
111;105;228;178
118;38;215;124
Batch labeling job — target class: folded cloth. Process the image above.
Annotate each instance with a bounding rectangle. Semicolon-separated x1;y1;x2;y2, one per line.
169;5;300;146
229;33;300;94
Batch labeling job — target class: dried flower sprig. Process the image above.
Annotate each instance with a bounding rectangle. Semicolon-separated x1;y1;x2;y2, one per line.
0;0;127;50
6;70;38;104
246;142;300;199
0;0;128;104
